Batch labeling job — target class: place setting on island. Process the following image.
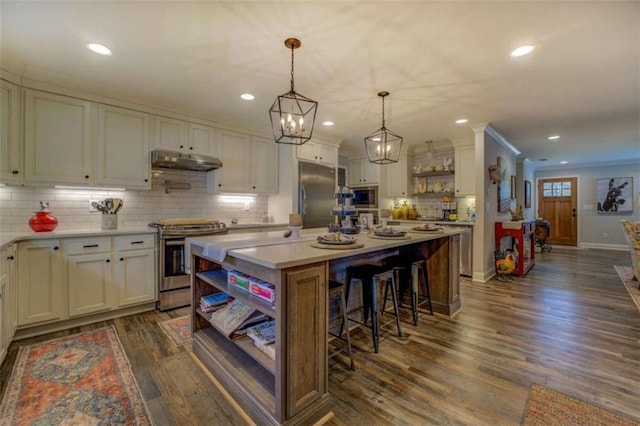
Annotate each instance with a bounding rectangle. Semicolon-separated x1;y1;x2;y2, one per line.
367;226;411;240
409;223;445;234
310;232;365;250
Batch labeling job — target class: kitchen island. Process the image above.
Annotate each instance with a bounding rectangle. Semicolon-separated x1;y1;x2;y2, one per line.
187;227;462;425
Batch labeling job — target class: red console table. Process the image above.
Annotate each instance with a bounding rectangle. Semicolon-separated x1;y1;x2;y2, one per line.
495;220;535;277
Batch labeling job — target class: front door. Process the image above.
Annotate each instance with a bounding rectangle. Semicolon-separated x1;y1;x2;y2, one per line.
537;177;578;246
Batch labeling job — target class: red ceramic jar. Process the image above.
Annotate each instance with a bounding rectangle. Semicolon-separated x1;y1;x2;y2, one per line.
29;210;58;232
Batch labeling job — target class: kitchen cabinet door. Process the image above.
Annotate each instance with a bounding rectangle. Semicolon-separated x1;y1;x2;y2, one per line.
297;142;338;167
24;89;93;185
154;115;188;152
0;80;22;184
67;252;115;317
17;239;65;326
210;129;251;192
250;136;278;193
188;123;216;156
1;245;17;350
96;104;151;189
386;155;410;197
113;249;156;307
349;158;379;186
454;145;475;196
0;277;6;364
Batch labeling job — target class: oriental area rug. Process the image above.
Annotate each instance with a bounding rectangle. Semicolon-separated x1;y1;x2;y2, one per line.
158;315;192;347
521;383;639;426
614;265;640;312
0;326;151;426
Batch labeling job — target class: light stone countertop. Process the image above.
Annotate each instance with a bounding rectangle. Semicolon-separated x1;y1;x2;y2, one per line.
385;219;476;227
0;227;156;250
188;227;462;270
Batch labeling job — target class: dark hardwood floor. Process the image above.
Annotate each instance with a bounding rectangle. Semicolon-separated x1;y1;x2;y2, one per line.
2;248;638;425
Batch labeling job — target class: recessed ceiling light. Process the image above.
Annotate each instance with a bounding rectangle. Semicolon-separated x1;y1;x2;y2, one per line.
511;45;535;57
548;135;560;140
455;118;468;124
560;160;568;164
87;43;112;56
240;93;255;100
322;121;334;126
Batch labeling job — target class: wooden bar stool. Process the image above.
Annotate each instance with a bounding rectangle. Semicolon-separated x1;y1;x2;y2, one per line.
383;255;434;325
344;264;402;354
328;280;355;369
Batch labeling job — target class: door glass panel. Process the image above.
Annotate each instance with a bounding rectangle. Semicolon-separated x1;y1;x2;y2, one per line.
544;181;572;198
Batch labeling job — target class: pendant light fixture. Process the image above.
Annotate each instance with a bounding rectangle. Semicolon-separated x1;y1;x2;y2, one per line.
364;91;403;164
269;38;317;145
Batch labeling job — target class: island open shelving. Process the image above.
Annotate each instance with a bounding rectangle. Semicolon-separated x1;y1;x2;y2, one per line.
188;228;463;425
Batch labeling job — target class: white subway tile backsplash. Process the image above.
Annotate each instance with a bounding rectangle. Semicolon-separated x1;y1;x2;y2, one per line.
0;169;268;232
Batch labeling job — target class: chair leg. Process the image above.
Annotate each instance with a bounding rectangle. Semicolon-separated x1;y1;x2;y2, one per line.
339;289;355;370
370;276;380;353
389;276;403;337
411;264;419;325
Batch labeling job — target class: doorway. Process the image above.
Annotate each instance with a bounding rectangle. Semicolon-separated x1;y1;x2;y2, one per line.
537;177;578;246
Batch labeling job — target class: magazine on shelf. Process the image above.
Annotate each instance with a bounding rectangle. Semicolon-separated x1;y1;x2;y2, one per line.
201;292;231;308
209;299;268;337
246;320;276;345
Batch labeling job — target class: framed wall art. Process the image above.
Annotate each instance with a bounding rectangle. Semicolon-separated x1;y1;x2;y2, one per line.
511;175;517;199
596;177;633;213
524;180;531;208
497;157;510;213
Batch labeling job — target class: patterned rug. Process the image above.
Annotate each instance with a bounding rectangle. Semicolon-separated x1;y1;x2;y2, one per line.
521;383;639;425
158;315;192;347
0;326;151;425
614;265;640;312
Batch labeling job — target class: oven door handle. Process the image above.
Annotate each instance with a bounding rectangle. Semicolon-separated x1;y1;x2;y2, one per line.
164;240;185;246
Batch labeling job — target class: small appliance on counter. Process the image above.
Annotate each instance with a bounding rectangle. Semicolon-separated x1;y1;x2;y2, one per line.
331;187;359;234
441;200;457;221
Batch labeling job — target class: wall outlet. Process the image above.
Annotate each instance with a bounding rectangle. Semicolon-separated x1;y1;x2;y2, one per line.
243;201;251;211
89;200;99;213
602;232;608;239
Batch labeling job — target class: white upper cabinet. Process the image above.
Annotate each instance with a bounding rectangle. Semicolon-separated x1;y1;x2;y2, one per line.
0;80;22;184
96;104;151;189
250;136;278;193
211;129;251;193
188;123;216;155
296;142;338;166
24;89;93;185
154;115;188;152
349;158;379;186
454;144;475;196
386;155;410;197
208;132;278;194
155;116;216;156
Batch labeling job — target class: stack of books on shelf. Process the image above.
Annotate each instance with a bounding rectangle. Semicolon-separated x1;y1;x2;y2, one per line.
199;292;232;314
209;299;271;340
247;320;276;360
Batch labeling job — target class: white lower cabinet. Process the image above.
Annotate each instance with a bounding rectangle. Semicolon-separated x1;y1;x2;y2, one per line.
16;234;156;330
67;253;114;317
17;239;65;326
0;243;16;364
113;234;156;307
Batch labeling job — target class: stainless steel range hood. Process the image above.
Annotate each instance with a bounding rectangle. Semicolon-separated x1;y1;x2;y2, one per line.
151;150;222;172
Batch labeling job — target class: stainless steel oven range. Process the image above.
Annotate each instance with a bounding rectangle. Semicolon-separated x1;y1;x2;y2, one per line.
149;219;228;311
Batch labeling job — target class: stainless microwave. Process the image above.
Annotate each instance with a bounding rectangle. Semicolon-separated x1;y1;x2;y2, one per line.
352;186;378;209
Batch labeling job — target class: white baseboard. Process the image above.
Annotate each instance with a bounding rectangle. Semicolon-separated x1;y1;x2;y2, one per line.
578;242;627;251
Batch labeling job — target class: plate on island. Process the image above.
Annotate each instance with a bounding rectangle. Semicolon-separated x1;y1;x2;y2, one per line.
373;230;407;237
411;226;444;233
317;239;356;245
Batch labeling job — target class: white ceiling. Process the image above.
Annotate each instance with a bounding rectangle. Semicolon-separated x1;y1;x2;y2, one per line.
2;1;639;169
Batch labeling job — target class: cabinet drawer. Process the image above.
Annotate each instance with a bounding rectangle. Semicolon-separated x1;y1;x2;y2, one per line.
114;234;155;251
65;237;112;255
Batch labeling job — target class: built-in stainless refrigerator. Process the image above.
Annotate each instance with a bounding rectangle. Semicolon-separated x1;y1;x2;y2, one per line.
298;161;336;229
